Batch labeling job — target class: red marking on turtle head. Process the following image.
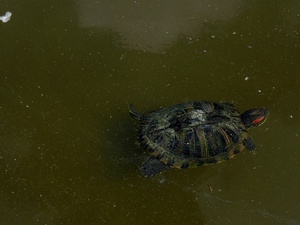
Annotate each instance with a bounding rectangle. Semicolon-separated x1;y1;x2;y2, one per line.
253;116;265;124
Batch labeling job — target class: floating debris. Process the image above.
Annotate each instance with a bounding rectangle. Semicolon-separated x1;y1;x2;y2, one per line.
0;11;12;23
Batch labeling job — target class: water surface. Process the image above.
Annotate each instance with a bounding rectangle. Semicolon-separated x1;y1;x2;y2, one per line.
1;0;300;224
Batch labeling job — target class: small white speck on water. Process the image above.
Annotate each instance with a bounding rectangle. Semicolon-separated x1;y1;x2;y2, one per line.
203;50;207;53
258;90;262;93
119;54;126;60
233;31;237;34
245;76;249;80
290;115;293;118
159;178;166;184
247;45;253;48
211;35;215;38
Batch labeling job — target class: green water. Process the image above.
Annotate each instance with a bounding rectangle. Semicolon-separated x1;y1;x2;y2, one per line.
1;1;300;224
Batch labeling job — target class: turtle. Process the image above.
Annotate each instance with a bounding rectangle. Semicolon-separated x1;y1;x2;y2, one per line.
129;101;270;177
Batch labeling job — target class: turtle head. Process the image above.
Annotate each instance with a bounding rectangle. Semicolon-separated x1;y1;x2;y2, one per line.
241;108;270;129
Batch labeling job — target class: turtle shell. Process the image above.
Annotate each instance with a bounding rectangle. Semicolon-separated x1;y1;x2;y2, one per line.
138;101;249;169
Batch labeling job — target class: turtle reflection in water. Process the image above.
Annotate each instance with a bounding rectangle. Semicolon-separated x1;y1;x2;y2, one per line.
129;101;269;177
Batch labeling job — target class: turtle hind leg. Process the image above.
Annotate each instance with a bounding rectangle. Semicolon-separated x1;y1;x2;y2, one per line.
141;157;170;177
128;104;143;121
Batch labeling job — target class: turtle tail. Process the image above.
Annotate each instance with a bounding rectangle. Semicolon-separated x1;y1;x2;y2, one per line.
128;104;143;121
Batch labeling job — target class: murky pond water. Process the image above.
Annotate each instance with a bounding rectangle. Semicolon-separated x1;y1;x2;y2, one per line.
1;1;300;224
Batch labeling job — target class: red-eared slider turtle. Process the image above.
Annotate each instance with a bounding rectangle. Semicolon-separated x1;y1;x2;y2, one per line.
129;101;269;177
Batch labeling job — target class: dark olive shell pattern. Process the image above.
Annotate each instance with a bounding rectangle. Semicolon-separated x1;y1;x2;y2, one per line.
138;101;249;169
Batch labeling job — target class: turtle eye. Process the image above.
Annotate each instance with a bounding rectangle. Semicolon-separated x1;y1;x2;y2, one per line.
253;116;265;125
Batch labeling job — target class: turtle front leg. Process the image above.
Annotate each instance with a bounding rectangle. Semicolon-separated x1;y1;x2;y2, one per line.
244;137;256;152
